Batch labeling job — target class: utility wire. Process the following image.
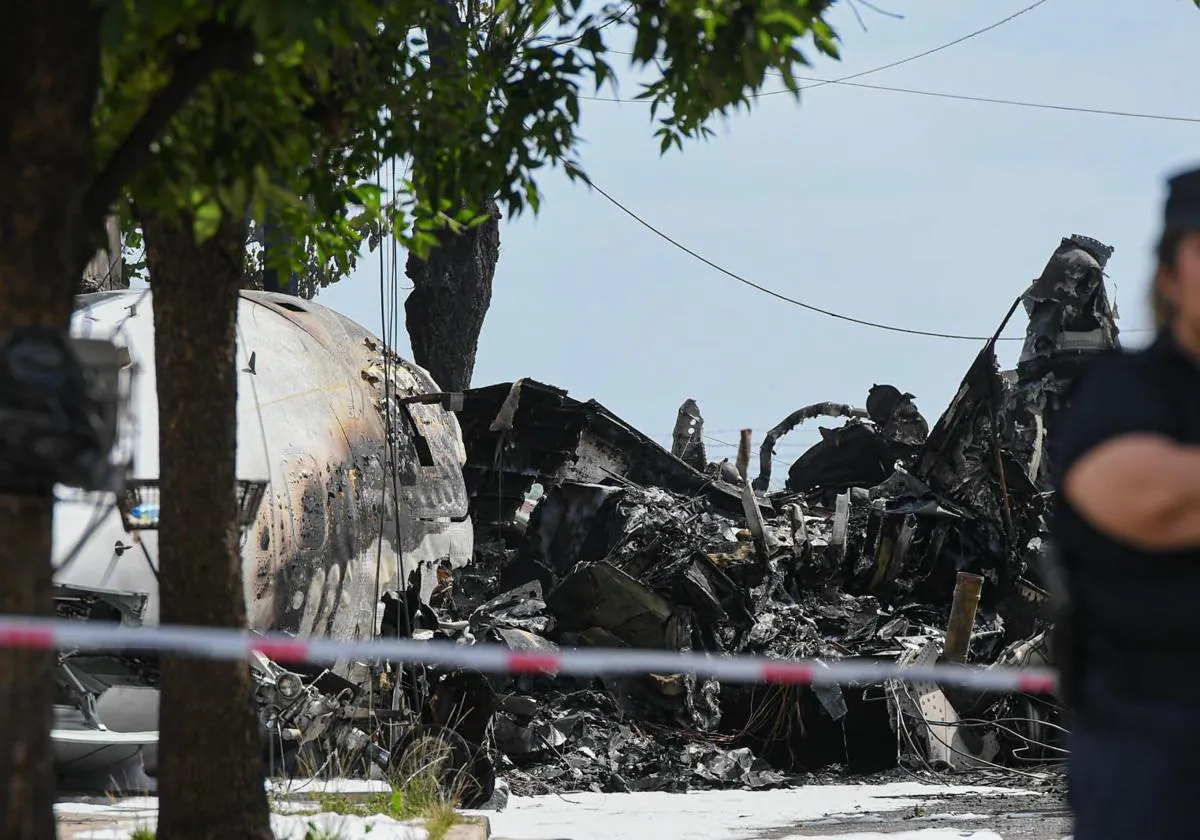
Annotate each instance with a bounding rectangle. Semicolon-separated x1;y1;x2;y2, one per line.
582;174;1153;341
512;3;1155;343
594;1;1048;98
705;434;792;468
604;0;1047;94
758;0;1052;97
581;176;1024;341
784;78;1200;124
536;2;633;48
580;1;1200;124
529;0;1156;342
562;2;1161;339
583;75;1200;125
544;1;1164;338
543;157;1143;343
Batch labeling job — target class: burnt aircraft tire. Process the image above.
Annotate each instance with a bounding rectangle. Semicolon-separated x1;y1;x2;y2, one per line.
388;724;493;809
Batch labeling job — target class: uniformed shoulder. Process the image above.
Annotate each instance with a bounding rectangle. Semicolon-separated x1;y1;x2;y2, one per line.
1083;343;1161;376
1062;344;1167;404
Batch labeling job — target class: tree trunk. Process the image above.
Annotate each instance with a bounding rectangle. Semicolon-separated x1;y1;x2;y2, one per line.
0;499;56;840
0;5;101;838
142;212;273;840
403;0;501;392
404;199;500;391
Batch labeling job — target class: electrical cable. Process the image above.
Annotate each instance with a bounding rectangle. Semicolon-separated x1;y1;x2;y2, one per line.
923;714;1070;760
755;0;1053;98
582;75;1200;125
581;176;1024;341
85;240;139;293
373;156;399;703
534;2;633;49
581;2;1200;124
391;154;429;712
779;77;1200;124
800;0;1053;93
895;682;1061;780
532;79;1145;347
580;174;1154;341
598;0;1047;95
526;15;1160;344
588;1;1038;99
372;151;423;721
704;433;791;469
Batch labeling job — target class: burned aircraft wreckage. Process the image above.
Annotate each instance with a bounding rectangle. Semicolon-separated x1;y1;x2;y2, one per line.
441;233;1116;794
43;234;1115;799
51;289;476;793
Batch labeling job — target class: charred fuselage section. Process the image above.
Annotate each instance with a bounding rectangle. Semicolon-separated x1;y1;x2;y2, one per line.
52;291;481;793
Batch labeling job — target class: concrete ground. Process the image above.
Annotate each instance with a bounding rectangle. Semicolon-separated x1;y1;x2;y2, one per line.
479;781;1072;840
56;779;1073;840
773;791;1071;839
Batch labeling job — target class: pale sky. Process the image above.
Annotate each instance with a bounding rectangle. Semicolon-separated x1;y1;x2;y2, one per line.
315;0;1200;468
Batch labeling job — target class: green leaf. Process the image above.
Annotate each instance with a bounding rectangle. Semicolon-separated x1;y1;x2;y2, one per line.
94;0;844;298
192;200;223;243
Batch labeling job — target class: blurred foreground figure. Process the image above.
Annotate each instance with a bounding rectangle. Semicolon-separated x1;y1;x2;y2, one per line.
1052;165;1200;839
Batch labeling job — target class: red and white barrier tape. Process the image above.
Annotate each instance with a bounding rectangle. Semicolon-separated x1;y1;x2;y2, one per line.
0;616;1058;694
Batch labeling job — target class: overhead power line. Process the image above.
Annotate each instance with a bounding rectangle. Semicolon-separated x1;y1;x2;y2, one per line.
537;2;634;49
558;3;1162;336
582;177;1020;341
761;0;1052;97
582;76;1200;126
599;1;1048;93
584;2;1200;124
581;175;1152;341
785;78;1200;124
527;1;1152;341
605;0;1048;95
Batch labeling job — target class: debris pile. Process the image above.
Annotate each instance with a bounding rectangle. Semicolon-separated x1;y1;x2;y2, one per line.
424;234;1112;794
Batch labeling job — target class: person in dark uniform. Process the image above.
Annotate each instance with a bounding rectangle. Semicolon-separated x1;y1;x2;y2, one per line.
1051;164;1200;839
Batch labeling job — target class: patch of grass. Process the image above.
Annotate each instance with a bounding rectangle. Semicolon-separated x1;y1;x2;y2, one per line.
302;824;348;840
311;792;385;816
385;730;466;840
128;827;157;840
312;788;458;838
423;806;460;840
306;731;466;840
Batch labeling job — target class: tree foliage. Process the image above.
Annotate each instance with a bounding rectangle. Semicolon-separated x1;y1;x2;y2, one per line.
5;2;849;836
98;0;843;281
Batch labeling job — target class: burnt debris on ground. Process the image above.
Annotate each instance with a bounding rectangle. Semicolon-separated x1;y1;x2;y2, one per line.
415;234;1114;796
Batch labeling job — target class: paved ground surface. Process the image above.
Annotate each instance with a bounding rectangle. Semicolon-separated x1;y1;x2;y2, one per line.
480;780;1072;840
54;789;428;840
56;777;1073;840
773;791;1071;839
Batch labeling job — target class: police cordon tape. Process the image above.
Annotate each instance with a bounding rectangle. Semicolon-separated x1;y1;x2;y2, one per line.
0;615;1059;694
